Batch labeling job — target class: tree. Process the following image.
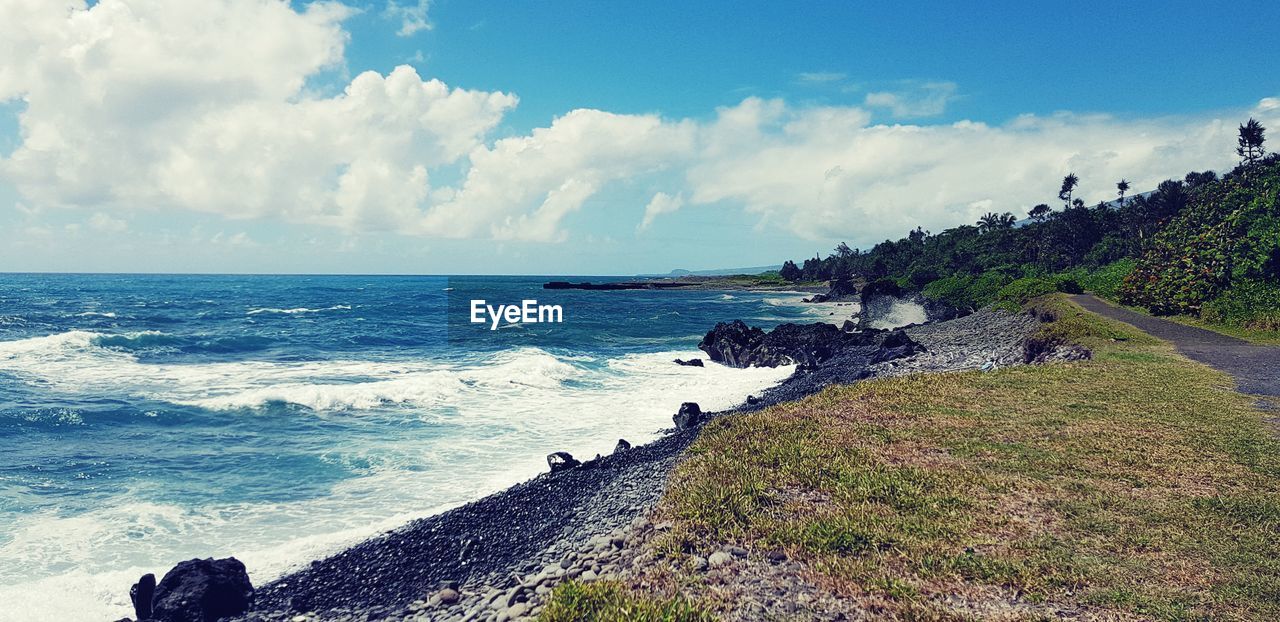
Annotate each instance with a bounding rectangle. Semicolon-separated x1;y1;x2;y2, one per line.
1028;203;1051;222
976;212;1001;234
779;260;801;281
1185;170;1217;188
1116;179;1130;207
1237;118;1266;168
1058;173;1080;209
998;212;1018;228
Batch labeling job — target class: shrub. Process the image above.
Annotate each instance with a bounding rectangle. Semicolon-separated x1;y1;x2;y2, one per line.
1077;259;1135;301
994;277;1058;310
1202;280;1280;331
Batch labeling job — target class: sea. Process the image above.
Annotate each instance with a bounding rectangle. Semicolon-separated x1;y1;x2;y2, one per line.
0;274;853;621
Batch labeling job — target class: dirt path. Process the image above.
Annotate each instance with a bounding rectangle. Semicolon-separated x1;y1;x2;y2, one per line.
1071;294;1280;400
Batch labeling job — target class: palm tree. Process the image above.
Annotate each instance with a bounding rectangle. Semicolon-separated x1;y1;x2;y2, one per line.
1028;203;1051;222
1116;179;1130;208
976;212;1001;234
1237;118;1266;168
1058;173;1079;209
998;212;1018;229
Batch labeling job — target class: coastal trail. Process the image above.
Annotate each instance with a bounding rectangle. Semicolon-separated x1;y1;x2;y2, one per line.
1070;294;1280;401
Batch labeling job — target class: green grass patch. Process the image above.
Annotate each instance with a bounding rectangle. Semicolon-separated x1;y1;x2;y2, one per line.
539;581;713;622
654;294;1280;620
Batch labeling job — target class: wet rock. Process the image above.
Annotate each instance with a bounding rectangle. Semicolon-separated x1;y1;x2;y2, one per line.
745;394;760;405
614;438;631;453
673;402;703;430
700;320;920;368
130;572;156;621
673;358;704;367
547;451;581;473
151;557;254;622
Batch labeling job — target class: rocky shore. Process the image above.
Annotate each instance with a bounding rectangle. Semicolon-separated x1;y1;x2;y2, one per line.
118;289;1060;622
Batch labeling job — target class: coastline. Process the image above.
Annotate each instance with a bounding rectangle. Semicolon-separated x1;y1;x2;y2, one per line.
223;306;1044;622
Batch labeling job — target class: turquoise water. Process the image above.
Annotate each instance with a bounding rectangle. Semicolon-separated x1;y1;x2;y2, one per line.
0;274;837;620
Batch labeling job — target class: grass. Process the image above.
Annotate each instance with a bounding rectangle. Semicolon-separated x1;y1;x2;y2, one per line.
540;581;714;622
642;294;1280;620
539;294;1280;620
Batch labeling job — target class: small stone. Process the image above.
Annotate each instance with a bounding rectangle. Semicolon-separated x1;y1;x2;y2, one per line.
767;549;788;563
614;438;631;453
580;570;598;581
436;588;460;605
505;603;529;619
546;451;580;473
728;545;748;558
559;556;574;569
292;616;308;622
708;551;732;567
691;556;708;571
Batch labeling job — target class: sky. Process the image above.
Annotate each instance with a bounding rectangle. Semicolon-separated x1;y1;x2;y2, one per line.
1;0;1278;275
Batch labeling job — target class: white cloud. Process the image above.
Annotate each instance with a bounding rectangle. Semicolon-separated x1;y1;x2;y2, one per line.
1;2;1277;251
385;0;431;36
417;109;695;241
88;212;126;233
638;192;684;231
863;81;958;118
684;99;1278;242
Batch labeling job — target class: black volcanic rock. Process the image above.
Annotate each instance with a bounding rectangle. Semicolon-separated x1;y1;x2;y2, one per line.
130;573;156;621
673;402;703;430
151;557;253;622
673;358;704;367
547;452;581;473
699;320;922;369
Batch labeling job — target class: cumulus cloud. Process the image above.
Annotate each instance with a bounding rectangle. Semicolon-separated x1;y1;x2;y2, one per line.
638;192;684;231
385;0;432;37
863;81;958;118
1;1;1277;250
685;98;1278;241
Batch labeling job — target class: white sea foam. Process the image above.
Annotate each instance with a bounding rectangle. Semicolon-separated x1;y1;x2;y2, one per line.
246;305;351;315
868;300;927;329
0;333;792;622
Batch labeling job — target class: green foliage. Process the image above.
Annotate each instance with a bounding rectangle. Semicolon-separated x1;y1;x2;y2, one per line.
922;271;1012;310
1121;159;1280;316
1069;259;1135;300
1202;280;1280;331
993;276;1058;310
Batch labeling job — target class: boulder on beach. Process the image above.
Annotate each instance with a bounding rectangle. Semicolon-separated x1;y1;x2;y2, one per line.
699;320;922;368
673;358;704;367
150;557;254;622
614;438;631;453
130;572;156;621
547;451;581;473
673;402;703;430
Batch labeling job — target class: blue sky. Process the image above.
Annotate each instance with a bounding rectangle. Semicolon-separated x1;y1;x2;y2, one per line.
1;0;1278;275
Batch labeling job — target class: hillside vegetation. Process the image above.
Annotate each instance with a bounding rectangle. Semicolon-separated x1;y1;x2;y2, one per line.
777;120;1279;336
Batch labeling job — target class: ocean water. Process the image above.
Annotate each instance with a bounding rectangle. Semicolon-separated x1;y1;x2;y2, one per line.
0;274;848;621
